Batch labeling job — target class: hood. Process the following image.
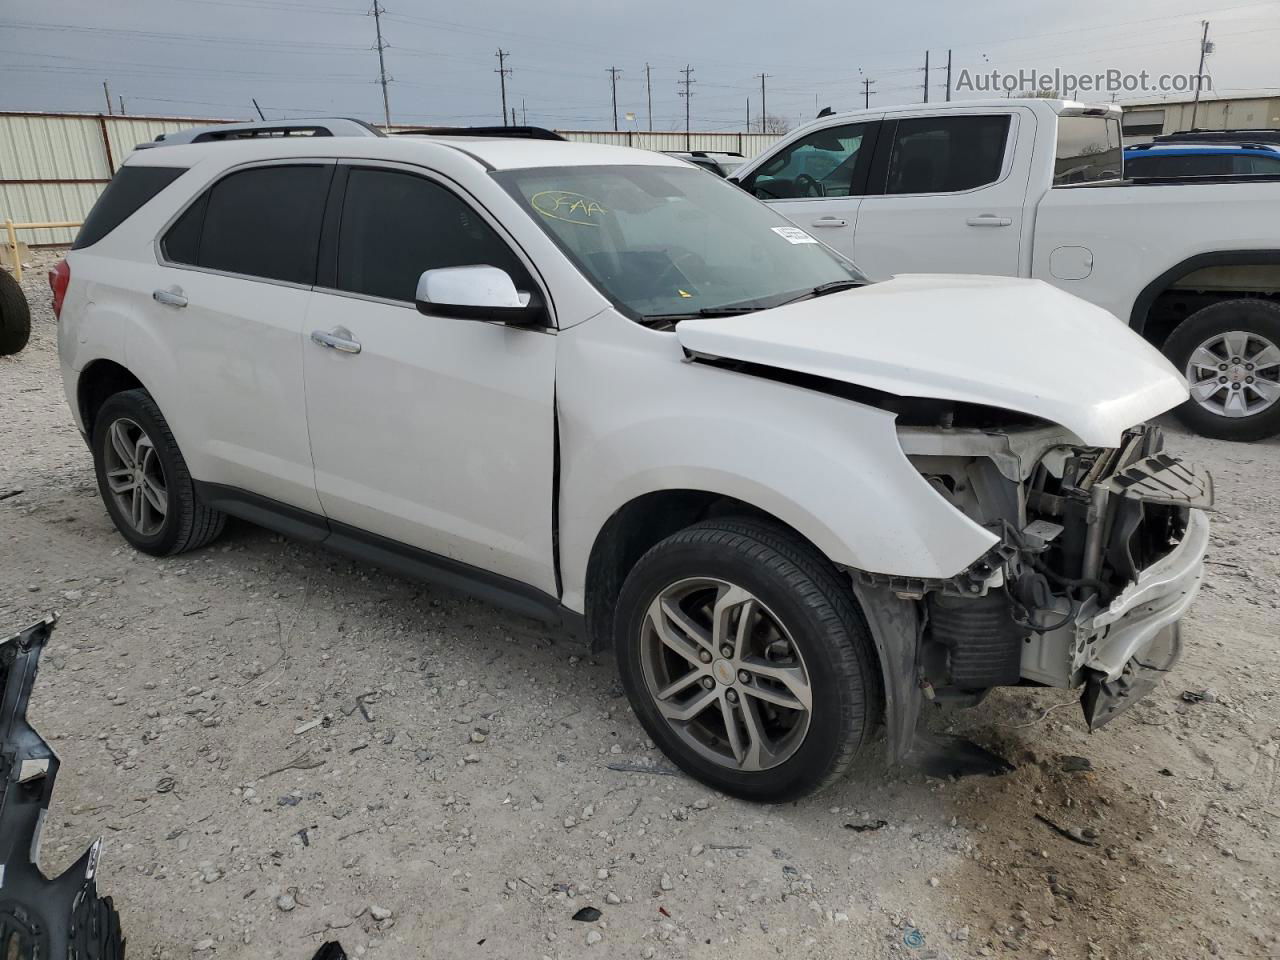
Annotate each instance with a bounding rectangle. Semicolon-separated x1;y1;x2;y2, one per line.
675;275;1189;447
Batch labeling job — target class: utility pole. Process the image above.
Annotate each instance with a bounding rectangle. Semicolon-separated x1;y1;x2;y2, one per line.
746;96;750;131
512;107;517;126
756;73;770;133
252;98;266;120
677;65;695;149
370;1;392;129
118;95;125;115
607;66;622;130
495;49;512;126
945;49;952;101
922;50;929;103
103;80;112;115
861;77;875;109
645;63;653;132
1190;20;1211;129
522;98;527;125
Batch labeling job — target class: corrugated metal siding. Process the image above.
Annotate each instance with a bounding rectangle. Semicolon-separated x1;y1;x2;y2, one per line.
0;113;110;180
0;182;103;244
1;112;781;247
558;130;782;158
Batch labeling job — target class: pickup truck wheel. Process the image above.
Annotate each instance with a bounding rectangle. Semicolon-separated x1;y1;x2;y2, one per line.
91;389;226;556
1163;299;1280;441
0;267;31;356
614;518;877;802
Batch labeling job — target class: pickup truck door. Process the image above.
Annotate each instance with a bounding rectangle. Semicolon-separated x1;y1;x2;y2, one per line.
735;117;882;260
851;107;1034;280
302;163;558;596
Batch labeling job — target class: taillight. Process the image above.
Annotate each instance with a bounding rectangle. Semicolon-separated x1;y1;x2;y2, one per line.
49;259;69;319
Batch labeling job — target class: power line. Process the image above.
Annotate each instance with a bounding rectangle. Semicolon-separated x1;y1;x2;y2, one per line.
606;65;621;130
645;62;652;132
755;72;770;132
369;1;391;129
677;64;695;149
494;48;511;126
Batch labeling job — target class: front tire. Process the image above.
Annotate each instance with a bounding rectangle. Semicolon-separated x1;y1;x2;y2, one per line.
91;389;225;556
1163;299;1280;441
614;518;879;802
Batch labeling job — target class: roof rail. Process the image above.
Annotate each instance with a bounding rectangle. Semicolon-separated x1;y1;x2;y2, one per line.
392;125;566;141
1153;128;1280;146
135;117;384;150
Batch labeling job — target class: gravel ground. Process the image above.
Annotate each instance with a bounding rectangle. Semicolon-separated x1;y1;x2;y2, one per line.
2;251;1278;960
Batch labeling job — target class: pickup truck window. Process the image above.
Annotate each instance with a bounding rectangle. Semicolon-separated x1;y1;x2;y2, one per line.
1054;116;1123;185
884;115;1011;194
742;122;874;199
497;164;865;322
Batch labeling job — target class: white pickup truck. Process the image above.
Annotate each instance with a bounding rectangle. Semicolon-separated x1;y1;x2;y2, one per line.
731;99;1280;441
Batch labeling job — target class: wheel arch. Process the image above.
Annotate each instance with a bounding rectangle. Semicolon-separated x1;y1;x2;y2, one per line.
585;489;842;650
1130;249;1280;347
77;359;146;440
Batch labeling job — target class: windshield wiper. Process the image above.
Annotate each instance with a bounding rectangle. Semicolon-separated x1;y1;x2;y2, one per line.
779;279;864;306
644;305;767;323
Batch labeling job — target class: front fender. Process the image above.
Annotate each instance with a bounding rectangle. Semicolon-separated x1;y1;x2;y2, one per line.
555;312;997;613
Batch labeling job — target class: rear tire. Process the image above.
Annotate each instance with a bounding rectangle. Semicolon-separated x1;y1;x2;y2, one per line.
91;389;225;556
0;268;31;356
614;518;879;802
1163;299;1280;441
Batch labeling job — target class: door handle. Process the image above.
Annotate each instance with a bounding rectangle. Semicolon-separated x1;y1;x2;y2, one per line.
310;328;362;354
811;217;849;227
966;215;1013;227
152;287;188;307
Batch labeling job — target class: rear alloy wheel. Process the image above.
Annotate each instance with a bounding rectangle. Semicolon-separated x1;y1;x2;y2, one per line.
91;389;225;556
1164;299;1280;441
615;518;878;801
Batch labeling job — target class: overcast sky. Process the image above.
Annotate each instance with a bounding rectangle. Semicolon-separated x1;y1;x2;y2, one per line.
2;0;1277;130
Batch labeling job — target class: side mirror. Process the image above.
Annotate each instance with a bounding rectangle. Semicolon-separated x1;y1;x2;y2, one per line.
415;265;544;325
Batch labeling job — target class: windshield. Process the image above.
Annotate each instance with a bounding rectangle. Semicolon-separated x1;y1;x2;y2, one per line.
495;164;865;321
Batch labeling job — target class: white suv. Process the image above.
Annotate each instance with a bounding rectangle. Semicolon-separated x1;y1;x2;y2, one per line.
54;121;1211;800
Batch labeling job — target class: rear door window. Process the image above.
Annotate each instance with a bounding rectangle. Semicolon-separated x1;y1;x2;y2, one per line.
162;164;331;286
883;115;1011;194
73;166;187;249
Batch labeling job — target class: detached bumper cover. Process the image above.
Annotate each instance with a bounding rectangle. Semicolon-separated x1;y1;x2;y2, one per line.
0;616;124;958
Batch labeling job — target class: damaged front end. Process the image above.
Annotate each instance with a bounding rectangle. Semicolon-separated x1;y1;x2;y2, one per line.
0;616;124;959
885;420;1212;733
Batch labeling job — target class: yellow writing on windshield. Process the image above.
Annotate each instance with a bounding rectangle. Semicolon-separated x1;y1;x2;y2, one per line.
530;190;608;226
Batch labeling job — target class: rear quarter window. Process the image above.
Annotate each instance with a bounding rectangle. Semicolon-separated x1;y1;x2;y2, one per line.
73;166;188;249
1053;117;1123;185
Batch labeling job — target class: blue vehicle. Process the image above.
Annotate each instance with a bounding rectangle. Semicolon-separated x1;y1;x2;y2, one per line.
1125;141;1280;178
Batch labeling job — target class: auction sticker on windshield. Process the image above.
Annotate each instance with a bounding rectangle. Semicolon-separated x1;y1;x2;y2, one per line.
531;190;608;226
771;226;818;244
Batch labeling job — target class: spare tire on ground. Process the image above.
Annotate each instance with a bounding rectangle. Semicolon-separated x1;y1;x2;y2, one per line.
0;267;32;356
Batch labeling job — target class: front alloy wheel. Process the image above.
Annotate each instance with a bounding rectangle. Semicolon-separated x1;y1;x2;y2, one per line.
615;518;879;802
640;578;813;772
